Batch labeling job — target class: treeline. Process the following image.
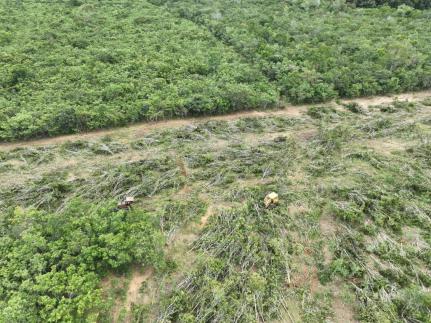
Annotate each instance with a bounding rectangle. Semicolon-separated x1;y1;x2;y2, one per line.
0;1;276;141
347;0;431;9
1;0;431;140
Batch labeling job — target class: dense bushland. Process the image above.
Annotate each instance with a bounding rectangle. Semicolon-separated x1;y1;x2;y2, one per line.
1;0;431;140
159;0;431;102
0;1;276;141
0;201;166;322
347;0;431;9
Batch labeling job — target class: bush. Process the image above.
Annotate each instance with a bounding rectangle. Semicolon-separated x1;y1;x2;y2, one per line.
343;102;364;114
347;0;431;9
0;200;166;322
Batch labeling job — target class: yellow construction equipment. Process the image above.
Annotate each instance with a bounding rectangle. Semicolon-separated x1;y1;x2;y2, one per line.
264;192;279;208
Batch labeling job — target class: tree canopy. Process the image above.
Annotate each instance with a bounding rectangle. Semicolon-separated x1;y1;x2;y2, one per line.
1;0;430;140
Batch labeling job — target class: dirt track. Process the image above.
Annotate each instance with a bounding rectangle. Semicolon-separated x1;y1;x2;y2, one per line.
1;90;430;151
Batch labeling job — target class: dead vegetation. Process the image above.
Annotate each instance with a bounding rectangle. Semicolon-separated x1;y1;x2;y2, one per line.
1;96;431;322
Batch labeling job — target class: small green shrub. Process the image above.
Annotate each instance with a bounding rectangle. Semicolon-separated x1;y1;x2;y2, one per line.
343;102;364;114
307;106;338;119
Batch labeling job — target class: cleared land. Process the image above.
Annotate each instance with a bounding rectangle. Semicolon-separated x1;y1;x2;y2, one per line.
1;94;430;322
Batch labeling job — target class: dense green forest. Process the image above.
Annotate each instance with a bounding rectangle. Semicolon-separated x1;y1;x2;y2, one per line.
348;0;431;9
159;0;431;101
1;0;431;140
0;202;166;322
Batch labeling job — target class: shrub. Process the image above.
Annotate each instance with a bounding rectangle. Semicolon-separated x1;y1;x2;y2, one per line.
343;102;364;114
347;0;431;9
0;200;166;322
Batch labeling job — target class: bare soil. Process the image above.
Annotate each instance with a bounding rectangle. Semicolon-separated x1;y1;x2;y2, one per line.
123;267;154;323
332;292;357;323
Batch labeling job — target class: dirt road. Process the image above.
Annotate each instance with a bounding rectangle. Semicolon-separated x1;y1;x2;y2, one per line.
1;90;430;151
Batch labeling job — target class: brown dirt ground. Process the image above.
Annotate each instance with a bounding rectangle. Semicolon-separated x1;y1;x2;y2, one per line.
365;138;409;155
331;289;357;323
123;267;154;323
199;205;213;228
